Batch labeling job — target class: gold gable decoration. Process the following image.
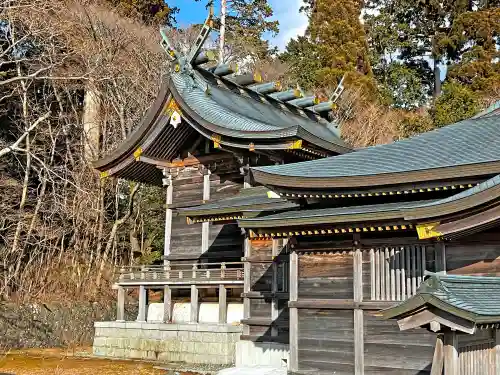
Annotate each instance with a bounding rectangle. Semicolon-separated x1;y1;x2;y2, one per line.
416;222;442;239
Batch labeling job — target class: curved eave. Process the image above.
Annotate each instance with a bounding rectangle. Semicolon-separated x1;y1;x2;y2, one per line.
177;201;298;218
403;176;500;221
168;76;351;155
380;293;500;326
252;161;500;189
238;208;409;229
238;177;500;231
425;204;500;240
94;81;171;171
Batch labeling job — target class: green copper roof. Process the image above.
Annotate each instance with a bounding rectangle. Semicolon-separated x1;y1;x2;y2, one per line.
409;174;500;209
238;174;500;228
252;112;500;187
176;186;298;218
170;71;351;153
381;274;500;324
238;200;432;228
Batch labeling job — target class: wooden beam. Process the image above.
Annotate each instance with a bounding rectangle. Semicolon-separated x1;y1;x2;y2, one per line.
219;284;227;324
444;330;458;375
289;251;299;372
288;299;396;310
430;334;444;375
190;285;199;323
163;174;173;262
137;285;147;322
116;286;125;322
163;286;172;323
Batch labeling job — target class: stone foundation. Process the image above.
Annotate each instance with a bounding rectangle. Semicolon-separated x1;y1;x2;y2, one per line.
93;321;243;365
235;341;289;368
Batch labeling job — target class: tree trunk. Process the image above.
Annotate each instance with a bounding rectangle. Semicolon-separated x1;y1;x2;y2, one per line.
219;0;227;64
82;82;101;161
96;183;140;287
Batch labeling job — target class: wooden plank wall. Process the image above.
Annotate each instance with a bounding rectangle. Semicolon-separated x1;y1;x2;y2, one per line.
364;314;434;375
170;170;243;260
292;237;436;375
244;238;290;343
298;309;354;375
446;233;500;276
298;252;354;299
171;172;204;257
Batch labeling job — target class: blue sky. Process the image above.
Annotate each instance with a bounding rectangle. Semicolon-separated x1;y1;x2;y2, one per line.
168;0;308;50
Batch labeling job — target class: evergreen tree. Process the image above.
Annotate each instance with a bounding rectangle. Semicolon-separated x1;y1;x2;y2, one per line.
201;0;279;65
282;0;374;94
365;0;499;107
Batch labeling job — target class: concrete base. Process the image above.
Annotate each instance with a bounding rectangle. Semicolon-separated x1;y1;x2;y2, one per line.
235;341;289;368
93;321;243;365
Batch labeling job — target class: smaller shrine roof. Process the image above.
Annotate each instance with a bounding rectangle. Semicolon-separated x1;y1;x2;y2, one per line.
380;274;500;325
251;110;500;189
237;200;431;228
238;174;500;234
176;186;298;222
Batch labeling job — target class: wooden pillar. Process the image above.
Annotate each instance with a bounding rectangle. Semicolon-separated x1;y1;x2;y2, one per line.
243;238;251;335
444;330;458;375
430;334;444;375
435;242;446;274
201;170;211;254
137;285;147;322
271;239;280;337
218;284;227;324
289;251;299;372
163;173;173;263
116;286;125;322
190;285;199;323
495;329;500;375
163;286;172;323
353;240;364;375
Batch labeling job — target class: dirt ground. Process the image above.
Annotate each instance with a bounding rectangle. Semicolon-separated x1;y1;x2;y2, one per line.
0;348;165;375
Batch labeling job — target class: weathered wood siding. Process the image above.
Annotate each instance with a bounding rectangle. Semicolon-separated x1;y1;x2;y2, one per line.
170;170;243;260
298;309;354;375
446;233;500;276
364;314;434;374
171;173;204;257
298;252;354;300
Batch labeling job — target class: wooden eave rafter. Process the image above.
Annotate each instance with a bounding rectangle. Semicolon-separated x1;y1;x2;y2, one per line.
404;180;500;221
248;222;414;239
251;160;500;189
274;180;482;200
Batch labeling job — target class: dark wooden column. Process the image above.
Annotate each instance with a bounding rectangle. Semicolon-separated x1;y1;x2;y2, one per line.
289;250;299;372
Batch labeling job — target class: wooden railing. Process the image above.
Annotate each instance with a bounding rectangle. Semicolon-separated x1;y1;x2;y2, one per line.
116;262;244;285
